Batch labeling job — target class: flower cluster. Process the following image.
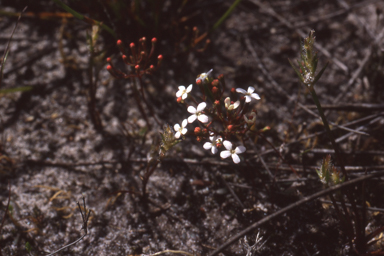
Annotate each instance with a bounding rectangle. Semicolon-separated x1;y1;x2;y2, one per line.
106;37;163;79
170;69;265;164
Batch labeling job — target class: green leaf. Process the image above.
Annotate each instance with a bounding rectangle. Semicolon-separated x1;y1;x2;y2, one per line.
211;0;242;31
0;86;32;94
313;62;329;85
25;242;32;253
288;58;304;83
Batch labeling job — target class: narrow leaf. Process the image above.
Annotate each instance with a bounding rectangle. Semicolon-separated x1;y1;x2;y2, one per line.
313;62;329;85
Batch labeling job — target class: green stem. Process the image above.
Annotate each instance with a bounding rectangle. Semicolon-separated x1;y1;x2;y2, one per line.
309;85;365;251
51;0;116;38
211;0;242;31
309;86;348;179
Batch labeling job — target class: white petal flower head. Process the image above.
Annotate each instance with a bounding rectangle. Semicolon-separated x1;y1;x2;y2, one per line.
203;134;223;154
224;97;240;110
220;140;246;164
176;84;193;100
187;102;209;123
236;86;260;103
173;119;188;139
244;112;256;124
196;69;213;83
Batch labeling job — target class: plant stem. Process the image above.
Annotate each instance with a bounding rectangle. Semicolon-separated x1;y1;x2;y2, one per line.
308;86;348;179
51;0;116;38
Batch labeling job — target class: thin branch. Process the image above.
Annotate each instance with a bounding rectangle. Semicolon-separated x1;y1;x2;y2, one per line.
45;197;90;256
208;170;384;256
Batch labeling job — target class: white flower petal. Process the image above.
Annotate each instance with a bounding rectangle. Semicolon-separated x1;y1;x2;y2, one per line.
251;93;260;100
188;115;197;123
231;153;241;164
175;132;181;139
247;86;255;93
224;97;230;107
198;114;209;123
235;146;246;154
220;150;232;159
203;142;212;150
181;128;187;135
197;102;206;112
233;101;240;109
223;140;232;150
176;91;183;98
174;123;181;131
182;119;188;127
187;106;197;114
244;95;251;103
236;88;247;94
186;84;193;93
182;93;188;100
211;146;218;154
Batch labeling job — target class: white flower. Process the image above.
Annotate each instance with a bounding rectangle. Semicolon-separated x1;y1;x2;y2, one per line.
174;119;188;139
244;112;256;124
176;84;193;100
220;140;246;164
196;69;213;82
187;102;209;123
203;133;222;154
224;97;240;110
236;86;260;103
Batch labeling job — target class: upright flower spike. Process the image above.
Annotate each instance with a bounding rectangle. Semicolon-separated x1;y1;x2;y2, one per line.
220;140;246;164
196;69;213;83
187;102;209;123
203;133;222;154
174;119;188;139
236;86;260;103
176;84;193;100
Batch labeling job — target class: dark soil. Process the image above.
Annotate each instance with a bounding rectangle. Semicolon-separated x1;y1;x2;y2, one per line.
1;0;384;255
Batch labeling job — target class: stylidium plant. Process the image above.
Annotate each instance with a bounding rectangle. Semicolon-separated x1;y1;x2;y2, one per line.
161;69;268;164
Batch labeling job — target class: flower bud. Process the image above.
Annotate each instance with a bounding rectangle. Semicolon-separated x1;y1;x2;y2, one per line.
107;65;113;71
211;79;219;87
214;100;220;105
230;88;235;94
117;40;123;46
177;97;182;103
106;57;112;63
196;136;202;142
212;87;218;94
194;127;201;135
202;129;208;134
196;79;202;86
135;65;140;70
227;125;233;131
151;37;157;43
